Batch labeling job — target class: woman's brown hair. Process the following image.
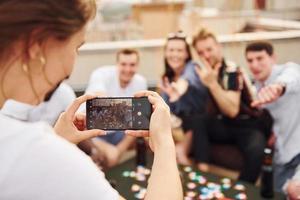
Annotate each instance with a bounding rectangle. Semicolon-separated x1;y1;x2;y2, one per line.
0;0;96;62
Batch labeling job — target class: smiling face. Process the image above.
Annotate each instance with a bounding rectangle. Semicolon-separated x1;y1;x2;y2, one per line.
117;53;139;86
194;37;222;67
165;39;189;74
246;50;275;82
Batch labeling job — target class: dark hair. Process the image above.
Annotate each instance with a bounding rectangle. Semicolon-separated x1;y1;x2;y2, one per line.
116;48;139;62
245;41;274;56
192;28;218;48
163;34;192;82
0;0;96;63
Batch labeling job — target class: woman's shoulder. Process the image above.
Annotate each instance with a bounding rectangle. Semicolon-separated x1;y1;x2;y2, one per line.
0;114;118;200
0;113;53;138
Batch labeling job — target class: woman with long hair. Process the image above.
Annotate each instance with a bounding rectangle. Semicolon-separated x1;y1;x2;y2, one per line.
0;1;182;199
160;31;208;165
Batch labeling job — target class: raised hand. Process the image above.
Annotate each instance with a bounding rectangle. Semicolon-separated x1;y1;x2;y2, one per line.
251;83;285;107
195;58;221;89
159;77;188;102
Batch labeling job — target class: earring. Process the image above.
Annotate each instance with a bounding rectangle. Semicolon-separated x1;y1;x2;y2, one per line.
22;63;29;74
40;56;54;86
40;56;46;66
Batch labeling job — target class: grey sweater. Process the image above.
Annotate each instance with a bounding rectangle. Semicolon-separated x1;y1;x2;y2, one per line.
255;62;300;164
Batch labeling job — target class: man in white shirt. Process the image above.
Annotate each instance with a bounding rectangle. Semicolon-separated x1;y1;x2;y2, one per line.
245;41;300;193
85;48;147;167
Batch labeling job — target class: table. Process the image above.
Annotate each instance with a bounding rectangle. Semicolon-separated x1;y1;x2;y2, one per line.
105;153;285;200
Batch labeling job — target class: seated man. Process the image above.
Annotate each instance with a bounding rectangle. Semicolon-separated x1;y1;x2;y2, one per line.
84;48;147;167
245;41;300;192
189;29;271;184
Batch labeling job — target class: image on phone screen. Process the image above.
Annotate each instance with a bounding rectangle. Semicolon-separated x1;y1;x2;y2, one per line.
86;97;151;130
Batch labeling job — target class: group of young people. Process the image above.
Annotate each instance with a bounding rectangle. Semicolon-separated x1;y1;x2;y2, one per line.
160;28;300;197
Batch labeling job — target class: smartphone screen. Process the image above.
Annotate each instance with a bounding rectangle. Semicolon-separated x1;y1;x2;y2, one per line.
86;97;152;130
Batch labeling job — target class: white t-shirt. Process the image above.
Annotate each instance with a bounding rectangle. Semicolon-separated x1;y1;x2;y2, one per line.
0;83;76;126
85;66;147;97
29;83;76;125
0;113;119;200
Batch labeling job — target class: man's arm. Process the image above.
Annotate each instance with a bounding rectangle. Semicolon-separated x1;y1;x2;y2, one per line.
252;63;300;107
207;82;241;118
195;62;241;118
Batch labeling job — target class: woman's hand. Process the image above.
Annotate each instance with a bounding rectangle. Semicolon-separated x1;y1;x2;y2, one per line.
125;90;173;152
54;95;106;144
160;77;188;102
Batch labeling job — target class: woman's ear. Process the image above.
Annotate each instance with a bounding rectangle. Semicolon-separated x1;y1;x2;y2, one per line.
28;42;42;61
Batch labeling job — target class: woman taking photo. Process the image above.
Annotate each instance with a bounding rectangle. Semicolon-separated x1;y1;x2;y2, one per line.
0;1;182;199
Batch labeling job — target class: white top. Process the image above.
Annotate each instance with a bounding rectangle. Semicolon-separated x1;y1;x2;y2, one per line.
85;66;147;97
0;113;119;200
255;62;300;164
30;83;76;125
0;83;75;126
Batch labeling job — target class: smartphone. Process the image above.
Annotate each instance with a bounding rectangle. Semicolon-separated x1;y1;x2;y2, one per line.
86;97;152;130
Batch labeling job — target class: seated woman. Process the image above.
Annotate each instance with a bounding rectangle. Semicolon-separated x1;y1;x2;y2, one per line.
0;1;182;199
159;31;209;165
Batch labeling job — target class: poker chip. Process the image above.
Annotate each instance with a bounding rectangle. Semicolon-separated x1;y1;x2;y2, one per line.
199;194;207;200
221;178;231;184
130;171;136;178
235;193;247;200
184;166;192;172
187;182;197;190
131;184;140;192
214;192;225;198
122;171;130;177
136;174;146;182
134;188;146;199
143;168;151;175
188;172;197;181
199;192;214;199
198;176;207;185
140;188;147;195
234;183;245;191
186;191;197;198
207;182;221;191
136;166;144;173
222;183;231;190
200;187;209;194
134;192;145;199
